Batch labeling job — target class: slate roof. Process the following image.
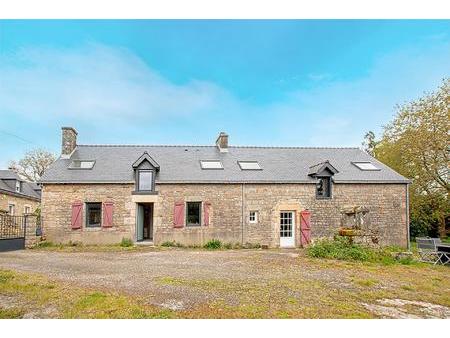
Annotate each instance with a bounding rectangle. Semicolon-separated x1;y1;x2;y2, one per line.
40;145;409;184
0;170;41;200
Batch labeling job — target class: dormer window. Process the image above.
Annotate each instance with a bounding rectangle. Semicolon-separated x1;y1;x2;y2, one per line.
138;170;154;191
308;161;338;200
15;180;21;192
316;177;332;199
132;152;160;194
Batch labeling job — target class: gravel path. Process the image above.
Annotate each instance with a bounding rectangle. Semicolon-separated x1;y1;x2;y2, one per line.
1;249;449;318
0;249;322;309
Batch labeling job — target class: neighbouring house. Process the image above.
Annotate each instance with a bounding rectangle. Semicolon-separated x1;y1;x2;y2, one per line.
40;127;410;248
0;169;41;216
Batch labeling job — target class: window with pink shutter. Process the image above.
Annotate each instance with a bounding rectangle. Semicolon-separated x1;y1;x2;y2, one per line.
173;201;184;228
203;202;211;226
71;202;83;229
102;202;114;228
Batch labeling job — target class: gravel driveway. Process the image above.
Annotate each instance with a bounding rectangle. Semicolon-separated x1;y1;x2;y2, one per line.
0;249;315;310
1;248;449;318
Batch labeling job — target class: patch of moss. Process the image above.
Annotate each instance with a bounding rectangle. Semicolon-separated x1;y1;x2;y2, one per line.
0;308;24;319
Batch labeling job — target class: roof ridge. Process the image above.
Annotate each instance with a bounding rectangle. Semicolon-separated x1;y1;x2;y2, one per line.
77;144;360;150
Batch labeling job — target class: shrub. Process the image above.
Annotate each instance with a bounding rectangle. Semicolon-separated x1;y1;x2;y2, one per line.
120;238;134;247
67;240;82;247
307;236;413;264
243;242;261;249
161;241;184;247
35;241;56;248
223;243;233;249
204;239;222;250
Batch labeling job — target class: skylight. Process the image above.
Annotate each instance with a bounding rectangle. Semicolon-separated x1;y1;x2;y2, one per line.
352;162;380;171
200;160;223;169
238;161;262;170
69;160;95;169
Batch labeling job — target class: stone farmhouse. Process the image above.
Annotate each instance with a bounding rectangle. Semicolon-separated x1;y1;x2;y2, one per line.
0;170;41;216
40;127;410;248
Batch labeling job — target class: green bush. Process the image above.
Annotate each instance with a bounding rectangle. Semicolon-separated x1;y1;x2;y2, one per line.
204;239;222;250
223;243;232;249
161;241;184;247
243;242;261;249
307;236;413;265
35;241;56;248
120;238;133;247
67;240;83;247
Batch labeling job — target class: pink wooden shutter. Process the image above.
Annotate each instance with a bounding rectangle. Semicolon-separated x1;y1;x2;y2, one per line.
173;201;185;228
71;201;83;229
300;210;311;247
203;202;211;226
102;202;114;228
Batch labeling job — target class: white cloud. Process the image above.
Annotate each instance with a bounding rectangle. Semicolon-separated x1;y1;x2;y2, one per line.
0;39;448;152
0;43;234;123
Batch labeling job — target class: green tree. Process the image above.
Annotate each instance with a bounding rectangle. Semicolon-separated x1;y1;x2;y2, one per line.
362;131;379;156
9;148;56;182
375;78;449;238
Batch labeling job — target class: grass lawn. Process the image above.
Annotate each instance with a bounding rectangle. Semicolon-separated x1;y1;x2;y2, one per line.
0;269;174;319
0;248;449;319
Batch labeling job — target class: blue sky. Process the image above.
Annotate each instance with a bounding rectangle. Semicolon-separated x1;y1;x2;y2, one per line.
0;20;449;168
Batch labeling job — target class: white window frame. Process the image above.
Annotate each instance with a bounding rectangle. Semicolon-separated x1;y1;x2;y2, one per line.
15;181;21;192
249;211;258;223
352;161;380;171
8;203;15;216
68;160;96;169
238;161;262;170
200;160;223;170
24;205;31;215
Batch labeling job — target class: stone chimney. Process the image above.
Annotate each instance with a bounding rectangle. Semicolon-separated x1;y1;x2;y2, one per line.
215;132;229;152
61;127;78;158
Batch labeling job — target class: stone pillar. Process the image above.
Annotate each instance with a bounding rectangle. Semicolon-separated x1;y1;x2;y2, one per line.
24;215;42;248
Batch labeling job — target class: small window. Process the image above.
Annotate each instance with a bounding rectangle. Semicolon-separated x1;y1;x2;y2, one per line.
24;206;31;214
249;211;258;223
15;181;21;192
352;162;380;171
200;160;223;169
238;161;262;170
8;204;15;216
138;170;154;191
316;177;332;199
186;202;201;226
86;202;102;227
69;160;95;169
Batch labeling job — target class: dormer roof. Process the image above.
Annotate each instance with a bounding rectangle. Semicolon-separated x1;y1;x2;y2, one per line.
308;161;339;177
132;151;160;171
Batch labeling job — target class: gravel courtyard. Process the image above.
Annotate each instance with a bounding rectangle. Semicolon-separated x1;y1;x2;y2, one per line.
0;248;449;318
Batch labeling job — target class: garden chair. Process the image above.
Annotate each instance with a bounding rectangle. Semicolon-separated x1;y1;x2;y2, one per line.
416;237;442;265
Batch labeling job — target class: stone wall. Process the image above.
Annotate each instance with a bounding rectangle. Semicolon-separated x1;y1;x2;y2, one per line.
241;183;407;247
155;184;243;245
41;184;135;244
0;192;40;216
41;182;408;247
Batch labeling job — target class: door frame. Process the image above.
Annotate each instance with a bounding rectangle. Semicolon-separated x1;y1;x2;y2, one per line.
279;210;295;248
136;202;154;242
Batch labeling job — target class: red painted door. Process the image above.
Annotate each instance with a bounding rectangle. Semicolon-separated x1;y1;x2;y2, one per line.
300;210;311;247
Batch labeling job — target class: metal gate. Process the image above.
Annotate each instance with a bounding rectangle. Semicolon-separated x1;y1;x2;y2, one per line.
0;215;26;252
